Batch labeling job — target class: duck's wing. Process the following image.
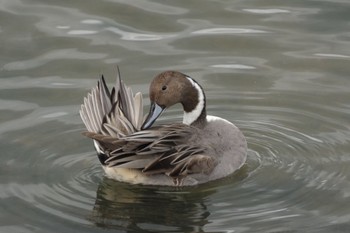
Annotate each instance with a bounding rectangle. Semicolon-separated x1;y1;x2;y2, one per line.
83;123;216;178
79;67;144;137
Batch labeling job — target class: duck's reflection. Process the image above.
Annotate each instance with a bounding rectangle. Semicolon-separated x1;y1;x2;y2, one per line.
89;177;217;232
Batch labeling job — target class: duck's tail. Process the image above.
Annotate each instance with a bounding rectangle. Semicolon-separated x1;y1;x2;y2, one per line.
79;67;144;163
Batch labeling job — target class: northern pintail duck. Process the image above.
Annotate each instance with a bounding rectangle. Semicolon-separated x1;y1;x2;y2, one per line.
80;68;247;186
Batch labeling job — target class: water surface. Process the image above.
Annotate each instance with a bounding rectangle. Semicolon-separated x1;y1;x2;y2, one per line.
1;0;350;232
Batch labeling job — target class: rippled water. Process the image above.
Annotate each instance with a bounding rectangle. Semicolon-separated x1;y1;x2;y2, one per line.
1;0;350;232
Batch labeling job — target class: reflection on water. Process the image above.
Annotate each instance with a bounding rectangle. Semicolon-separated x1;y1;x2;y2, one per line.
1;0;350;232
90;178;213;232
90;168;250;232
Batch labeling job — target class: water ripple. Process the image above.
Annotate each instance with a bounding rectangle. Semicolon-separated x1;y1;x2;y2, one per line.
314;53;350;58
67;30;98;35
211;64;256;70
243;9;290;14
192;27;268;35
105;27;174;41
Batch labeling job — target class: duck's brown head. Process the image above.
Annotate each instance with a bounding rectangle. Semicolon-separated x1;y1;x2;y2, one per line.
141;71;206;130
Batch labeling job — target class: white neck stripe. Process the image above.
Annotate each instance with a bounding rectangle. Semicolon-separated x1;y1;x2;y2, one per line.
183;77;205;125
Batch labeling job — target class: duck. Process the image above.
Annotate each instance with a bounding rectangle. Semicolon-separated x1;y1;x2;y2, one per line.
80;68;247;186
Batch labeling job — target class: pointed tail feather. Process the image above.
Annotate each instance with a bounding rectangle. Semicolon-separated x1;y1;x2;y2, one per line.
80;67;144;137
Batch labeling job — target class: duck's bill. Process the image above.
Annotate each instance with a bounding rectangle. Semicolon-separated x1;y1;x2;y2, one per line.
141;102;164;130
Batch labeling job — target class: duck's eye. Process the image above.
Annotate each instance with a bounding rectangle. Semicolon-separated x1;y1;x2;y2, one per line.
162;85;167;91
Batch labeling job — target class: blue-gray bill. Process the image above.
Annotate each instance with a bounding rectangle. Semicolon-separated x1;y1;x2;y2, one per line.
141;102;164;130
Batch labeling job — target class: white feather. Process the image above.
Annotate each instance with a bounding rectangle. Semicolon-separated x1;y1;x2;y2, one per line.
183;77;205;125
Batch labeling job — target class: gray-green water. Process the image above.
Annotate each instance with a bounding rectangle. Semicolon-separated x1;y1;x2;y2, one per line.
1;0;350;232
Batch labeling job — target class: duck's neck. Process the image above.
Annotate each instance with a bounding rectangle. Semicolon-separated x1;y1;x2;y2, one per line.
182;77;207;126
